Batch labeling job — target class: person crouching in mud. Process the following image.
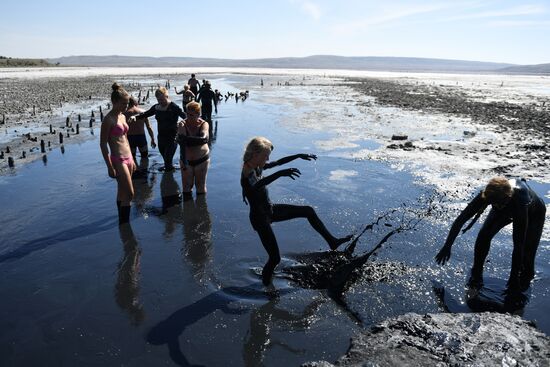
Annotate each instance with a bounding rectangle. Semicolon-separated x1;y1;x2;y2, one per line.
435;177;546;291
241;137;353;285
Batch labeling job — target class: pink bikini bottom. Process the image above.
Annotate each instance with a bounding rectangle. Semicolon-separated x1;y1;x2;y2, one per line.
111;155;134;167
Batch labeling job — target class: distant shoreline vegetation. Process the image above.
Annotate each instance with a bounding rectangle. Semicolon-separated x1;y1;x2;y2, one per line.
0;56;56;68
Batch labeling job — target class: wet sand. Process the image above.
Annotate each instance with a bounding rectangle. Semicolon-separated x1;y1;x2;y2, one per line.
0;69;548;366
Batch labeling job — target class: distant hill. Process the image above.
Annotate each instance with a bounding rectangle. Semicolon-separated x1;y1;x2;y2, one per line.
46;55;548;74
496;63;550;74
0;56;53;67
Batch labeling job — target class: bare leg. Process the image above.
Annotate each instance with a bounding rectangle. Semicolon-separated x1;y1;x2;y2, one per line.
194;159;210;194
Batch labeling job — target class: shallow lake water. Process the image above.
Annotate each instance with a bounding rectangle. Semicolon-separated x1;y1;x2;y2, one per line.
0;74;548;366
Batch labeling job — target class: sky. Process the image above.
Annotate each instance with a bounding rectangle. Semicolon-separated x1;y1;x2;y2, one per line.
1;0;549;65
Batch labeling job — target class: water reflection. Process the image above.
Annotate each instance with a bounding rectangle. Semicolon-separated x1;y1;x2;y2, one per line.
432;277;528;315
243;290;324;367
115;224;145;325
132;157;156;217
157;172;182;238
182;194;212;282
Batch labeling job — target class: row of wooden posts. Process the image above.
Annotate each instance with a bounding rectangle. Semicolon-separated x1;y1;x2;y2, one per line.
2;106;107;168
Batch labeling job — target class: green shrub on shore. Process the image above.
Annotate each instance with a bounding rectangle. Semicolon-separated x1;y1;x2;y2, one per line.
0;56;55;67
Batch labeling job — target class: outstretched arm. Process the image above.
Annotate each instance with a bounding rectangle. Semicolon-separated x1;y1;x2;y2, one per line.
435;192;485;265
174;87;183;95
250;168;301;189
130;105;156;122
263;153;317;169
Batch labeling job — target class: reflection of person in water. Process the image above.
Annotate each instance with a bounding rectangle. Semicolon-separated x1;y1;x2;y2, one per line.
435;177;546;291
159;171;182;238
100;83;136;225
177;101;210;197
182;194;212;281
241;137;353;285
115;224;145;325
243;291;324;367
131;159;155;215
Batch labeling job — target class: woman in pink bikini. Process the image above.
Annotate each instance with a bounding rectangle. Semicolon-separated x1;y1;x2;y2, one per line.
100;83;136;225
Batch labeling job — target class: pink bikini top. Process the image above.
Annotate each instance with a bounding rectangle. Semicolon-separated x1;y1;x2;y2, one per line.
110;122;128;137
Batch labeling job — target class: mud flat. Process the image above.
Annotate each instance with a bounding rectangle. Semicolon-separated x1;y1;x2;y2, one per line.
305;312;550;366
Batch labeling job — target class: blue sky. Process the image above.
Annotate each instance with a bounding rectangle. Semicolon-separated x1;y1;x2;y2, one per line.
1;0;549;64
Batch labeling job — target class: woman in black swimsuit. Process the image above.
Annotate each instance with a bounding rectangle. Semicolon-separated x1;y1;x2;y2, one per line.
241;137;353;285
130;87;186;172
436;177;546;291
177;101;210;198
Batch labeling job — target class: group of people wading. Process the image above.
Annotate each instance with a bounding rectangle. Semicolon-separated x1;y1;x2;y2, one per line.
101;77;546;291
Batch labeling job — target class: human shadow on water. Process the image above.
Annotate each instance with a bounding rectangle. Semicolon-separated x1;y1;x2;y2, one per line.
208;120;218;147
146;285;295;367
115;224;145;325
278;193;446;325
132;157;156;216
182;194;212;282
142;171;182;238
242;290;325;367
432;277;529;315
0;217;117;263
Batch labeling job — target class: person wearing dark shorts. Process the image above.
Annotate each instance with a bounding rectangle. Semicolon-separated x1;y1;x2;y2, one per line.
124;97;156;159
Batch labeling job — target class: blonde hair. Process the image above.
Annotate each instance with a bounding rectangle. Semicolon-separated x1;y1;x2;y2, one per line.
184;84;189;90
186;101;201;115
155;87;169;98
482;177;513;203
111;82;129;103
243;137;273;163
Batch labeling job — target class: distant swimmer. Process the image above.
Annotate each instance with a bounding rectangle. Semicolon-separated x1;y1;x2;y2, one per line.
100;83;136;225
196;80;218;122
241;137;353;285
435;177;546;291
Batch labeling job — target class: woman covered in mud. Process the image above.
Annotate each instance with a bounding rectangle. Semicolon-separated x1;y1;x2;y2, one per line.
100;83;136;225
241;137;353;285
435;177;546;291
130;87;186;172
173;84;195;113
177;101;210;198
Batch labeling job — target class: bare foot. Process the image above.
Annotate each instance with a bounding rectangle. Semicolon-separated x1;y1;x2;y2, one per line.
330;234;353;251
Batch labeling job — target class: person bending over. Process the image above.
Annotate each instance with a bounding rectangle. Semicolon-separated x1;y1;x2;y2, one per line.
435;177;546;291
241;137;353;285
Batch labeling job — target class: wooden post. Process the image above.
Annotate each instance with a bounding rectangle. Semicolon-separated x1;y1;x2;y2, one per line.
66;116;70;127
0;151;3;159
91;110;95;118
1;114;4;124
48;141;51;147
60;145;65;154
66;132;70;138
76;124;79;134
49;124;53;133
22;151;26;159
40;140;45;153
33;106;36;115
89;118;93;128
99;105;102;114
100;112;104;121
59;132;63;144
78;114;81;122
6;146;10;153
8;157;14;167
146;90;150;100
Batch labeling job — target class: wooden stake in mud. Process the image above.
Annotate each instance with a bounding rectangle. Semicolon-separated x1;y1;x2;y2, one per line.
1;114;4;124
61;145;65;154
99;105;102;114
100;111;104;122
40;140;45;153
76;124;79;134
33;106;36;115
48;141;51;147
59;132;63;144
0;151;3;159
49;124;53;134
89;118;94;128
22;151;26;159
8;157;14;167
146;90;150;100
78;114;81;122
91;110;95;118
66;116;70;127
6;146;10;153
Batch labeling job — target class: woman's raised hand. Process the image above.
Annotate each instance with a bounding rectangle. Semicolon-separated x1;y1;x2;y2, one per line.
279;168;301;180
299;153;317;161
